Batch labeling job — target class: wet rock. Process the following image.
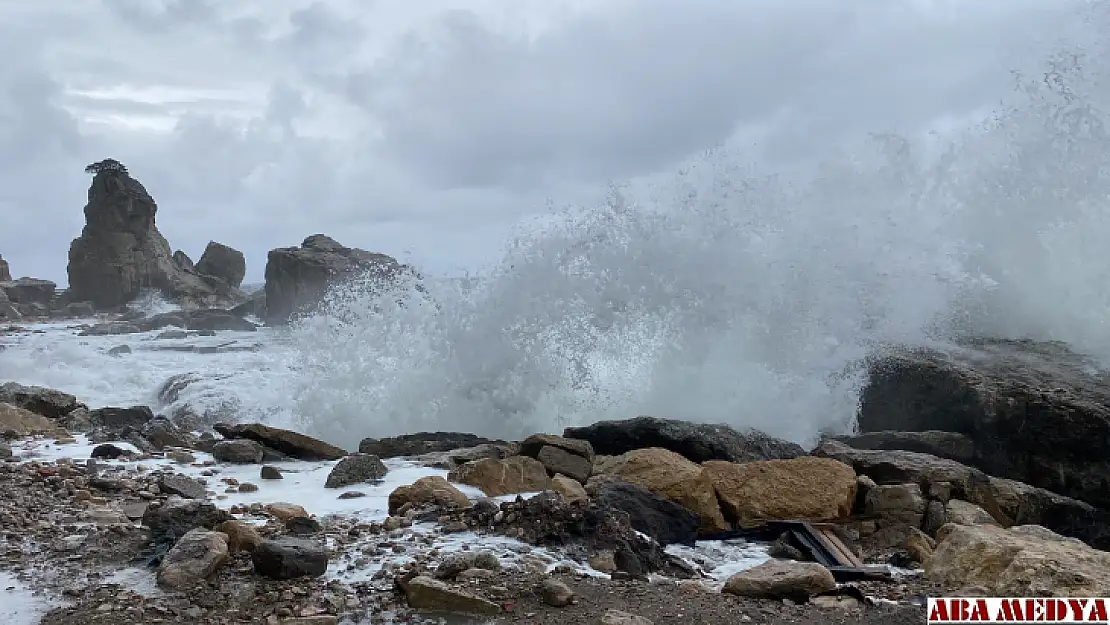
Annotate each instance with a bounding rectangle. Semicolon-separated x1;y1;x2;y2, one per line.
157;528;229;589
142;497;233;538
212;439;265;464
195;241;247;289
388;476;470;515
448;455;550;497
252;537;328;579
88;405;154;431
928;523;1110;595
0;382;84;419
434;551;500;580
564;416;805;464
210;520;260;554
265;503;309;521
520;434;594;483
704;457;857;526
91;443;129;459
403;575;501;616
158;474;208;500
599;447;727;533
587;478;700;546
358;431;507;459
829;430;976;463
264;234;411;325
285;516;322;535
261;465;283;480
539;578;576;607
108;345;131;357
214;422;346;460
324;453;387;488
860;340;1110;510
722;560;837;601
140;417;192;449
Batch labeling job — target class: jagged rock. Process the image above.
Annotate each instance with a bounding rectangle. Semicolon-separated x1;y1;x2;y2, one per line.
172;250;194;271
722;560;836;600
703;457;857;526
263;234;409;325
195;241;246;289
142;497;233;539
829;430;976;463
324;453;387;488
156;528;228;589
0;253;9;281
860;339;1110;510
403;575;501;616
158;474;208;499
564;416;805;464
0;382;84;419
0;278;56;306
814;440;1110;548
140;417;193;450
251;538;328;579
388;476;470;515
520;434;594;483
927;524;1110;596
358;432;507;458
67;166;245;310
447;456;549;497
212;439;265;464
587;478;700;546
598;447;727;533
213;423;345;460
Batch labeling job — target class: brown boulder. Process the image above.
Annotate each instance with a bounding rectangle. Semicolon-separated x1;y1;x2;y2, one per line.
602;447;727;533
0;402;65;436
722;560;836;600
703;457;856;526
447;456;550;497
388;476;470;515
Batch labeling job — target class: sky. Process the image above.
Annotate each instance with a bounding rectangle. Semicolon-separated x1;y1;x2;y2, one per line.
0;0;1086;286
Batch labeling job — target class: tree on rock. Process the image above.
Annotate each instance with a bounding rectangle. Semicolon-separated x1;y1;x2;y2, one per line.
84;159;129;177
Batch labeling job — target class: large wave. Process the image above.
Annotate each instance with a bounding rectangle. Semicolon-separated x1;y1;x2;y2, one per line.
285;18;1110;447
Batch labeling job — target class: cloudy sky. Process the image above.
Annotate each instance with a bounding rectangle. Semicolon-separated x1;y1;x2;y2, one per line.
0;0;1088;285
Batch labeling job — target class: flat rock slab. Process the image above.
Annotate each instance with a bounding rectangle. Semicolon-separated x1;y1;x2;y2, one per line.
214;422;345;460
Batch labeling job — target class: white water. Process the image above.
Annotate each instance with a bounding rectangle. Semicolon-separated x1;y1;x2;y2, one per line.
3;4;1110;450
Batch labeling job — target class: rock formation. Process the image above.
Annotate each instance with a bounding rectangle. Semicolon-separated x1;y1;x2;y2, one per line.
195;241;246;289
263;234;408;325
67;160;245;310
858;339;1110;510
0;253;9;281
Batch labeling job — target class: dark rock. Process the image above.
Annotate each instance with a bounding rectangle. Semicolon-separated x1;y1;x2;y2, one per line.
137;309;256;333
358;432;506;459
172;250;195;271
815;440;1110;549
142;497;233;539
67;167;245;310
159;474;208;499
140;417;192;450
324;453;387;488
0;254;9;281
520;434;594;483
859;339;1110;510
214;422;345;460
195;241;246;289
0;278;56;306
284;516;322;536
88;406;154;431
251;538;328;579
263;234;411;325
157;329;188;340
829;430;975;463
107;345;131;357
79;322;141;336
230;289;265;320
212;439;265;464
63;301;96;318
260;465;283;480
588;479;700;546
91;443;129;459
0;382;84;419
564;416;805;464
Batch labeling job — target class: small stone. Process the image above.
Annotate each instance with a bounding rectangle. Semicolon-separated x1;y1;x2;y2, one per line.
238;482;259;493
325;453;388;488
214;519;263;553
539;578;575;607
91;443;129;459
265;502;308;521
157;528;229;589
252;538;329;579
286;516;322;535
435;551;501;580
337;491;365;500
261;465;283;480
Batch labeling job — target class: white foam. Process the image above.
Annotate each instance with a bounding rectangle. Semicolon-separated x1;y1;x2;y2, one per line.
0;571;56;625
665;539;771;586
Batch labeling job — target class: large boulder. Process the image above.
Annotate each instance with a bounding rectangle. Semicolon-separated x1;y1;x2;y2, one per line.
447;456;550;497
0;382;84;419
927;523;1110;596
67;163;245;310
263;234;409;325
195;241;246;289
359;432;508;459
598;447;728;533
213;422;346;460
703;457;857;526
859;339;1110;510
815;440;1110;548
563;416;805;464
0;278;56;307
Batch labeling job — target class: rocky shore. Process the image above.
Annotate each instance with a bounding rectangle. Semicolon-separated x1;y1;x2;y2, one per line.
4;329;1110;624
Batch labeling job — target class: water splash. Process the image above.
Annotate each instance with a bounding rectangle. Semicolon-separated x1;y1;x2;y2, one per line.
286;40;1110;447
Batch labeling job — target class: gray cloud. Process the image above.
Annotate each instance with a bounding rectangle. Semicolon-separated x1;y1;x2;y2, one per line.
0;0;1092;285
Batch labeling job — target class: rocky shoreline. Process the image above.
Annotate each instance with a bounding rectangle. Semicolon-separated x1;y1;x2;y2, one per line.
4;331;1110;624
